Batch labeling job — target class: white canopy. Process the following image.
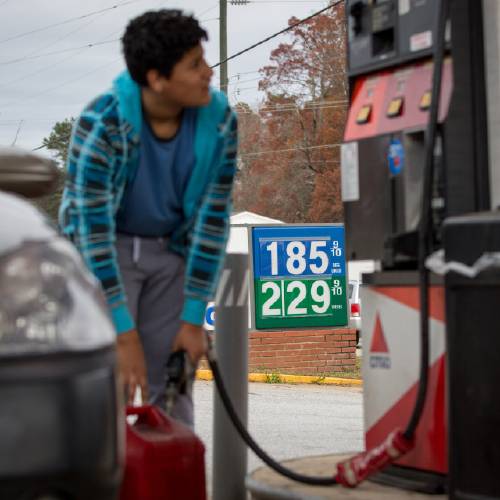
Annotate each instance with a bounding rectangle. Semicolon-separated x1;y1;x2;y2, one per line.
227;211;284;254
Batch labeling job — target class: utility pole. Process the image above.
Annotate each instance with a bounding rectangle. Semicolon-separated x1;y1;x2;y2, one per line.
220;1;250;94
219;0;228;94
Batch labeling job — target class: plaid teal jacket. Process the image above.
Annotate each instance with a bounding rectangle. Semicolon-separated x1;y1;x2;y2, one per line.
59;71;238;334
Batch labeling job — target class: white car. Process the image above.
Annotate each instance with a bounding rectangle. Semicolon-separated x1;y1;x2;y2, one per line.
348;279;362;345
0;147;122;500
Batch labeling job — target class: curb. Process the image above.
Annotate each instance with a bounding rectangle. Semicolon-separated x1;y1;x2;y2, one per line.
196;369;362;387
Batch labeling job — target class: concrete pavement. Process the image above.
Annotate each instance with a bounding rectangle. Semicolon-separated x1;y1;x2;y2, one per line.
193;379;364;495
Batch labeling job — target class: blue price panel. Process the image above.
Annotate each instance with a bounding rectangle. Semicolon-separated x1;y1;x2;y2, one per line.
252;226;346;279
251;225;348;329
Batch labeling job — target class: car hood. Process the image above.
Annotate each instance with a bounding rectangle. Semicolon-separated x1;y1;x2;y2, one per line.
0;190;56;256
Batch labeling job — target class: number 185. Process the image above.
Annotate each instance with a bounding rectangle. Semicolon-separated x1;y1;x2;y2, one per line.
266;240;330;276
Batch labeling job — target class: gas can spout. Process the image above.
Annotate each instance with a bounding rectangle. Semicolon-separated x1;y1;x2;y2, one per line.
336;429;414;488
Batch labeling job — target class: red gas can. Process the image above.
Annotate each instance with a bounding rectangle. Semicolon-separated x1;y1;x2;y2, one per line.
120;405;206;500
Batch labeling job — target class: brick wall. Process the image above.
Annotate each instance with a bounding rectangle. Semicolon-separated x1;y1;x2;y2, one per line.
248;328;357;375
199;328;357;374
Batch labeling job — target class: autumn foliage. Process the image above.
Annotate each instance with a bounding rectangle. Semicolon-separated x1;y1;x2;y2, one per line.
233;3;347;223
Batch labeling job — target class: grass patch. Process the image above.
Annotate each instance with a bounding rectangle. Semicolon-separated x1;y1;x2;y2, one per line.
252;357;362;382
319;357;362;379
312;375;327;385
265;371;283;384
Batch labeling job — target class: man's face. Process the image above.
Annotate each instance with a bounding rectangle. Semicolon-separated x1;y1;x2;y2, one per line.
159;43;213;107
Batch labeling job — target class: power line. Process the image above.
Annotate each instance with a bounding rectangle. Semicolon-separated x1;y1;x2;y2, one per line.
227;75;263;86
0;39;119;67
226;76;344;93
0;4;221;109
0;48;89;91
15;17;98;63
0;57;123;110
197;3;219;17
233;87;344;98
0;3;214;69
10;120;24;146
0;0;175;85
228;70;346;86
0;101;348;124
235;99;348;111
235;103;347;115
211;0;342;69
0;0;142;45
226;66;344;80
0;118;69;124
262;98;347;107
229;70;262;79
239;143;340;157
0;19;101;91
0;102;348;125
238;103;347;111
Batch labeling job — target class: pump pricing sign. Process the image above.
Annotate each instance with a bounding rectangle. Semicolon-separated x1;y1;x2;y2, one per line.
250;225;348;329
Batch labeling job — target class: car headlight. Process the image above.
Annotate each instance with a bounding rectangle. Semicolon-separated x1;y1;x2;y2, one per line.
0;239;115;354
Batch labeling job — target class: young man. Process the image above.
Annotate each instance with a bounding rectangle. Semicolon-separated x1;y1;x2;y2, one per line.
59;10;237;427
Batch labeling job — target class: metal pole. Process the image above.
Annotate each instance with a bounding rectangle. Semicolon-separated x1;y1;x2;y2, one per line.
219;0;228;94
212;253;249;500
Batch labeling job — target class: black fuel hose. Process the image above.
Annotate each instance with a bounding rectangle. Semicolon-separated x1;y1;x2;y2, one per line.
403;0;449;440
207;346;338;486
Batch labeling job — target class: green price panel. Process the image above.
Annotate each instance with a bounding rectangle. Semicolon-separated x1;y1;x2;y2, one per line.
251;225;348;329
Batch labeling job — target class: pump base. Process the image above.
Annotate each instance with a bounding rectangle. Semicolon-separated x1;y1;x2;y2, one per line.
247;454;447;499
371;465;447;495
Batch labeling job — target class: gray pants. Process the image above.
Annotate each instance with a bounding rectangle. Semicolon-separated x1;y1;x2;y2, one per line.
116;233;194;427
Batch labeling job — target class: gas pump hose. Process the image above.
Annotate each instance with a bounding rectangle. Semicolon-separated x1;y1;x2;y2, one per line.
402;0;448;442
207;342;338;486
207;0;448;487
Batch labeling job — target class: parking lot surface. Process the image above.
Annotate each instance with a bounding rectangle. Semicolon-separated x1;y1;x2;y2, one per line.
194;380;364;491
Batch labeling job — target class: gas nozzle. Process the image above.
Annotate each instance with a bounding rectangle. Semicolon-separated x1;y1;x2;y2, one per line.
164;350;196;416
336;429;414;487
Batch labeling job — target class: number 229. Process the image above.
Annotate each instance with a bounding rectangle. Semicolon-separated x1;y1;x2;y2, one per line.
261;280;331;317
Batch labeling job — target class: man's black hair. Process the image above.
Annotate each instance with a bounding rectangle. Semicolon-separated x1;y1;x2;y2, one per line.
122;9;208;86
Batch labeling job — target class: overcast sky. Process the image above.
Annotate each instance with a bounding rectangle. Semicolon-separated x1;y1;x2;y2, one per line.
0;0;330;154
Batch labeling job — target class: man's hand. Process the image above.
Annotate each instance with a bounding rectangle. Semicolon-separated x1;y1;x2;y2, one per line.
172;322;207;365
116;329;148;405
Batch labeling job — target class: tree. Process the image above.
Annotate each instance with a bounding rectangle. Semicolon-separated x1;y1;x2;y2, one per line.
33;117;74;221
234;3;347;222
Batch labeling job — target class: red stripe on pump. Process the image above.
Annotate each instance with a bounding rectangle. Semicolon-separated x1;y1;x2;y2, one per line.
366;355;448;474
373;286;445;323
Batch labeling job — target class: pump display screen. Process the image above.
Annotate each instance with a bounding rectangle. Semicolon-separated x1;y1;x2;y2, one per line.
250;226;348;329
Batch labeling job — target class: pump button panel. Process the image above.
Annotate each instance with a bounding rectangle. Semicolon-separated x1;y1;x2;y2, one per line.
356;105;372;124
419;91;432;110
387;97;404;118
344;58;453;142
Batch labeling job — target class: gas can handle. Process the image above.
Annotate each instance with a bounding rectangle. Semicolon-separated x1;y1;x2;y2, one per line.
126;405;167;428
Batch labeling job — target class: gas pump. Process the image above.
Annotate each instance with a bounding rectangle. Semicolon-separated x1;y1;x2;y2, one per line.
342;0;500;497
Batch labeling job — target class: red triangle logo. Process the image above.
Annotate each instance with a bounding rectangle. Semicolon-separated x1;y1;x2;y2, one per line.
370;314;389;353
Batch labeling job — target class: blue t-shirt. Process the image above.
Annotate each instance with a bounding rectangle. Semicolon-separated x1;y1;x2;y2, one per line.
116;108;197;237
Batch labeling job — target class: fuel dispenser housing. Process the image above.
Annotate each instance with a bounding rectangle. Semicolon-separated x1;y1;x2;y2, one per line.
342;0;496;494
343;0;490;268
